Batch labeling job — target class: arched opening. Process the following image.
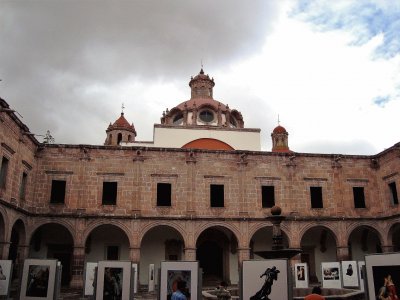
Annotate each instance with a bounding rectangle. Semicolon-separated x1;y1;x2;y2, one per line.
348;225;382;260
391;223;400;251
85;224;130;262
140;225;184;286
249;226;289;259
300;226;337;284
117;133;123;145
182;138;234;150
8;219;26;279
196;226;238;286
29;223;74;286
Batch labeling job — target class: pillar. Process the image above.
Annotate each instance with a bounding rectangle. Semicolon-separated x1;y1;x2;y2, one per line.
381;244;394;253
184;247;196;260
336;245;350;261
0;241;10;260
129;247;141;263
237;247;250;265
70;246;85;289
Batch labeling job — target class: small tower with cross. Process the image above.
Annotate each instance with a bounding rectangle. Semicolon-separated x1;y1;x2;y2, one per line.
104;103;137;146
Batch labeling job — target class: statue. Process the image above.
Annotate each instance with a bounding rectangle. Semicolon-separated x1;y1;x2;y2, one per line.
250;266;280;300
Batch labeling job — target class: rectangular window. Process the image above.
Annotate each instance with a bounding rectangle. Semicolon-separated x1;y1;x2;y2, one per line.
19;172;28;200
262;185;275;208
310;186;323;208
210;184;224;207
353;187;366;208
106;245;119;260
389;182;398;205
102;182;117;205
50;180;66;204
157;183;171;206
0;157;9;188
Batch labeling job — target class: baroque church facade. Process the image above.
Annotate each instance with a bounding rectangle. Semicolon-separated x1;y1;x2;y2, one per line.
0;69;399;289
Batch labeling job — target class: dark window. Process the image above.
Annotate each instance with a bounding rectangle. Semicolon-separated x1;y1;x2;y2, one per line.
19;172;28;200
210;184;224;207
262;186;275;208
199;110;214;123
173;114;183;125
310;186;323;208
353;187;366;208
0;157;9;188
50;180;66;204
389;182;398;205
117;133;122;145
106;245;119;260
102;182;117;205
157;183;171;206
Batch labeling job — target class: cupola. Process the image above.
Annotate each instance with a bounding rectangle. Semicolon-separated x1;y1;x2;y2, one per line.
105;112;136;145
271;124;290;152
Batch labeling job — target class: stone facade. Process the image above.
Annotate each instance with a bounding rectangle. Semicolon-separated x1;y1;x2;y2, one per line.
0;89;399;289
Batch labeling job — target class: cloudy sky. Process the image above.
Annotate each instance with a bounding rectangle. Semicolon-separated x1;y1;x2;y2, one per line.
1;0;399;155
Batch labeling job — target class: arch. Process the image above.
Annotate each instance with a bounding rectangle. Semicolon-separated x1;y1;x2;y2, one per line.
28;220;75;244
182;138;234;151
249;226;290;257
84;224;130;262
389;222;400;251
347;225;384;260
29;222;74;286
117;133;123;145
345;222;384;246
298;223;339;246
82;220;132;246
195;223;240;285
140;224;186;285
194;222;240;243
300;225;338;284
139;221;186;246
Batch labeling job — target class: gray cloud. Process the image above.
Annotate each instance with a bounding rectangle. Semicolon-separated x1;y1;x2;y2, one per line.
0;0;278;144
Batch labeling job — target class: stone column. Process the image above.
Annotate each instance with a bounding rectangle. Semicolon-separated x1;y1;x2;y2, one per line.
184;247;196;260
237;247;250;265
0;241;10;260
336;245;350;261
15;244;29;281
382;245;394;253
70;246;85;289
129;247;141;263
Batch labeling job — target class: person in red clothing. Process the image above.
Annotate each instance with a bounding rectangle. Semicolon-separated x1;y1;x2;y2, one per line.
304;286;325;300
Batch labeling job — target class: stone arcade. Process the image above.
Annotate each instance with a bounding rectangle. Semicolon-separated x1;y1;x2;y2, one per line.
0;69;399;292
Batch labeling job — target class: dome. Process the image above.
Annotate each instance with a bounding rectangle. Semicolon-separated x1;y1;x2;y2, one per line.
273;125;287;134
107;113;136;134
161;69;244;129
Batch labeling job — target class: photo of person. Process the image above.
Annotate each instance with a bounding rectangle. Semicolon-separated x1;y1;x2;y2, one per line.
297;266;305;281
25;265;50;297
346;264;353;276
373;266;400;300
103;267;123;300
167;270;191;300
0;265;6;280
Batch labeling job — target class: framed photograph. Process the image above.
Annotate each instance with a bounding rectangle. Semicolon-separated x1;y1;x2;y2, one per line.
19;259;58;300
242;259;291;300
84;262;98;296
0;260;12;296
160;261;199;300
294;263;308;288
358;261;365;291
341;260;359;288
365;252;400;300
321;262;341;289
95;261;132;300
131;263;138;294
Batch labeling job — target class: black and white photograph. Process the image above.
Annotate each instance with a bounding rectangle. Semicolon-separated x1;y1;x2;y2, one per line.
294;263;308;288
242;259;290;300
358;261;365;291
95;261;132;300
321;262;341;289
0;260;12;296
160;261;199;300
341;260;359;288
84;262;98;296
365;253;400;300
19;259;58;300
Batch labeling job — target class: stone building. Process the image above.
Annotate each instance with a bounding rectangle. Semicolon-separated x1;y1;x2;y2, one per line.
0;69;399;289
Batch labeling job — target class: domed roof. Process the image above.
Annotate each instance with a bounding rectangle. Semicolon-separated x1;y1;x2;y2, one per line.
273;125;287;134
107;112;136;135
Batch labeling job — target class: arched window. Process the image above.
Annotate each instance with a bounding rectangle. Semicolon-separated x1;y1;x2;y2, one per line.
117;133;122;145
